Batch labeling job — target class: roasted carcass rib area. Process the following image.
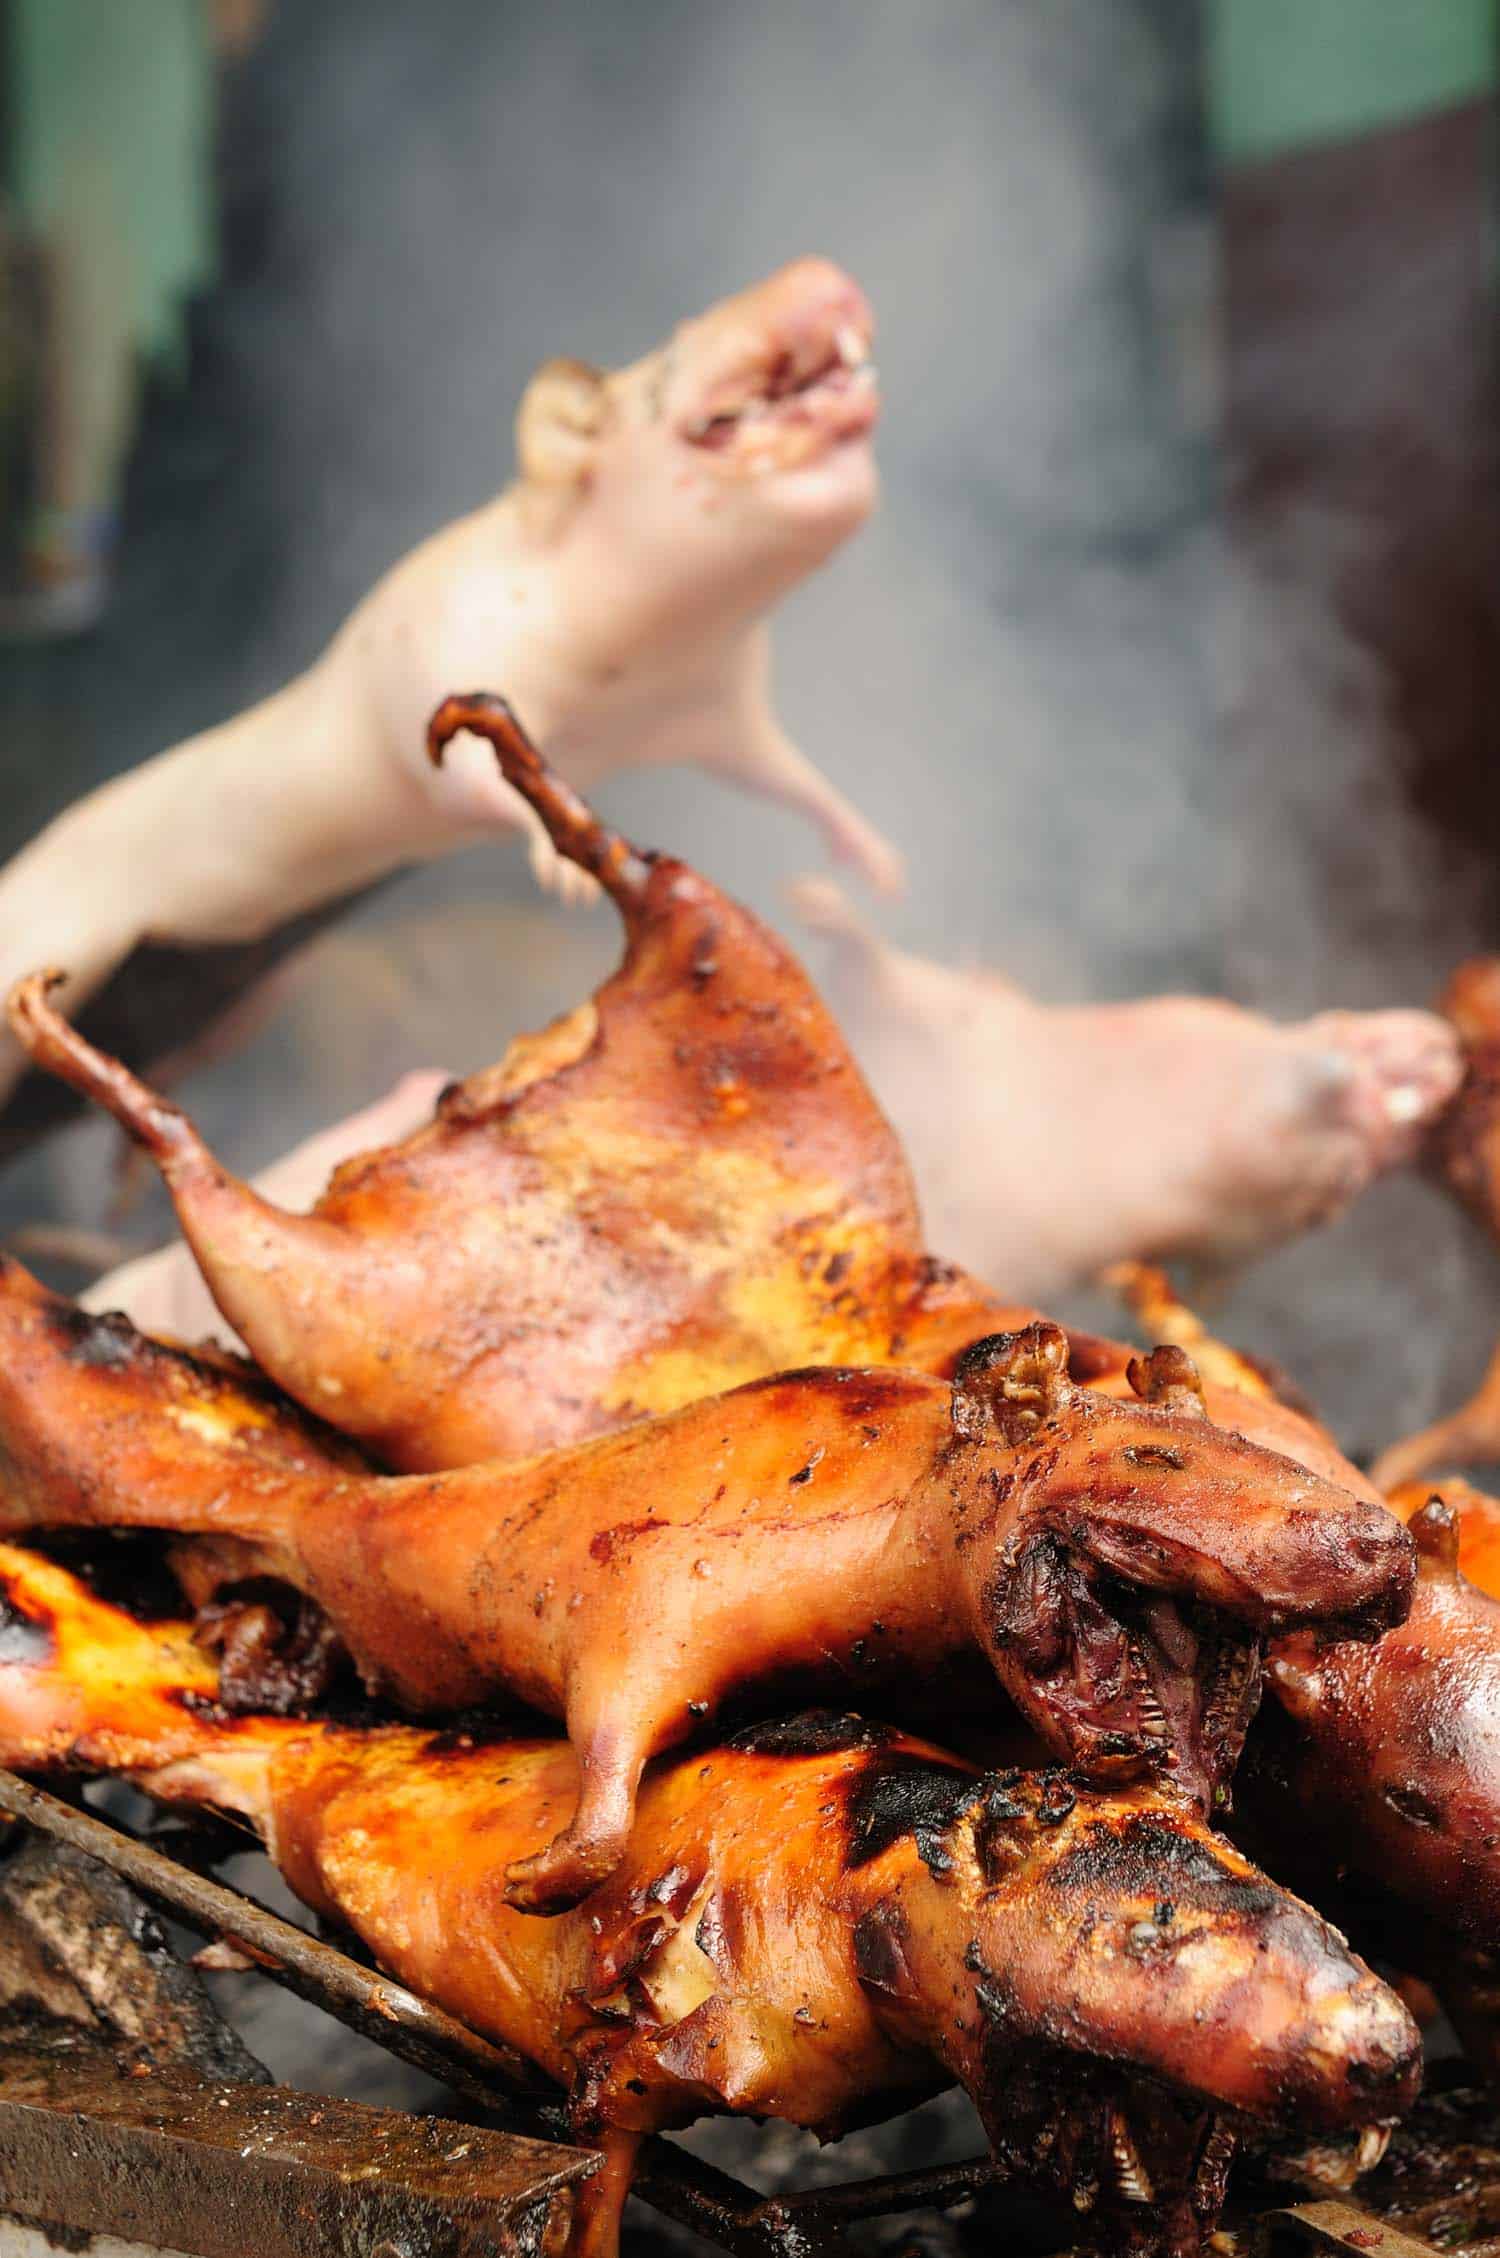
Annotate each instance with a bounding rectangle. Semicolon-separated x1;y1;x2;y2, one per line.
0;695;1490;2258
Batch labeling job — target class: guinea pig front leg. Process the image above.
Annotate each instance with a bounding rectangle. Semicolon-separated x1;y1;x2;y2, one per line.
563;2128;643;2258
503;1668;666;1915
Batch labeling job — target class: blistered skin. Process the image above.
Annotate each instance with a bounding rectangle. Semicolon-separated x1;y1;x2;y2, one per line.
0;1261;1412;1910
0;1545;1421;2258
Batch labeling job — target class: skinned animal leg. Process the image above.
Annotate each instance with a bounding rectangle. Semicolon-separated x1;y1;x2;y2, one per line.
728;725;904;897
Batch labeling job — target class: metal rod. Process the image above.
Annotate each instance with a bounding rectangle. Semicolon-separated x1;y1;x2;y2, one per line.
0;1768;545;2108
631;2137;857;2256
776;2153;998;2224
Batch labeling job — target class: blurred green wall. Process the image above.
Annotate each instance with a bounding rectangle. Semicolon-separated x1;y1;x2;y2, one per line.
1209;0;1496;163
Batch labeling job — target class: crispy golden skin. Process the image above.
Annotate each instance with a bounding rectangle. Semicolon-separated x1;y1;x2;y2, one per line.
0;1541;1421;2258
0;1260;1413;1910
5;698;1391;1548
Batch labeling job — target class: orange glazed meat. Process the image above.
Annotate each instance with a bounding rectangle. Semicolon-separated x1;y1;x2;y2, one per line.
0;1541;1421;2258
0;1260;1412;1910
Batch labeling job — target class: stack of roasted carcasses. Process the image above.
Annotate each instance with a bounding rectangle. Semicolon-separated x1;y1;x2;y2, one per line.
4;694;1500;2258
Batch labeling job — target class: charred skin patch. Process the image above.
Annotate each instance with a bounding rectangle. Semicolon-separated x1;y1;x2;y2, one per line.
843;1750;977;1872
421;1718;534;1758
972;1770;1077;1885
43;1298;144;1372
727;1709;892;1758
30;1277;350;1450
0;1569;55;1664
1046;1813;1279;1923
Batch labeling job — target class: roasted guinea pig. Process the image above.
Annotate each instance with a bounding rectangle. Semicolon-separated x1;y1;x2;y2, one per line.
1107;1270;1500;1957
7;695;1023;1473
0;1257;1413;1909
1254;1495;1500;1944
0;1541;1421;2258
6;695;1371;1494
1316;1477;1500;2084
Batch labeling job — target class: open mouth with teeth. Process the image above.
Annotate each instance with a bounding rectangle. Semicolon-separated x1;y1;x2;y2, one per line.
680;320;879;464
979;2050;1239;2258
988;1538;1266;1810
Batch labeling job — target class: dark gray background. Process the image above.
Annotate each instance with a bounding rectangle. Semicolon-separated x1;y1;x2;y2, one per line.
0;0;1489;1485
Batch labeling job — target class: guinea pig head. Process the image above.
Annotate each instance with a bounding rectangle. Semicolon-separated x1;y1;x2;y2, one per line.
946;1323;1415;1804
854;1767;1418;2255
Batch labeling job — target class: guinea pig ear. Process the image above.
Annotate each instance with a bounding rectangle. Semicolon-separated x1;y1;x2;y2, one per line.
515;357;610;489
1126;1344;1207;1420
1408;1495;1462;1578
951;1322;1073;1447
